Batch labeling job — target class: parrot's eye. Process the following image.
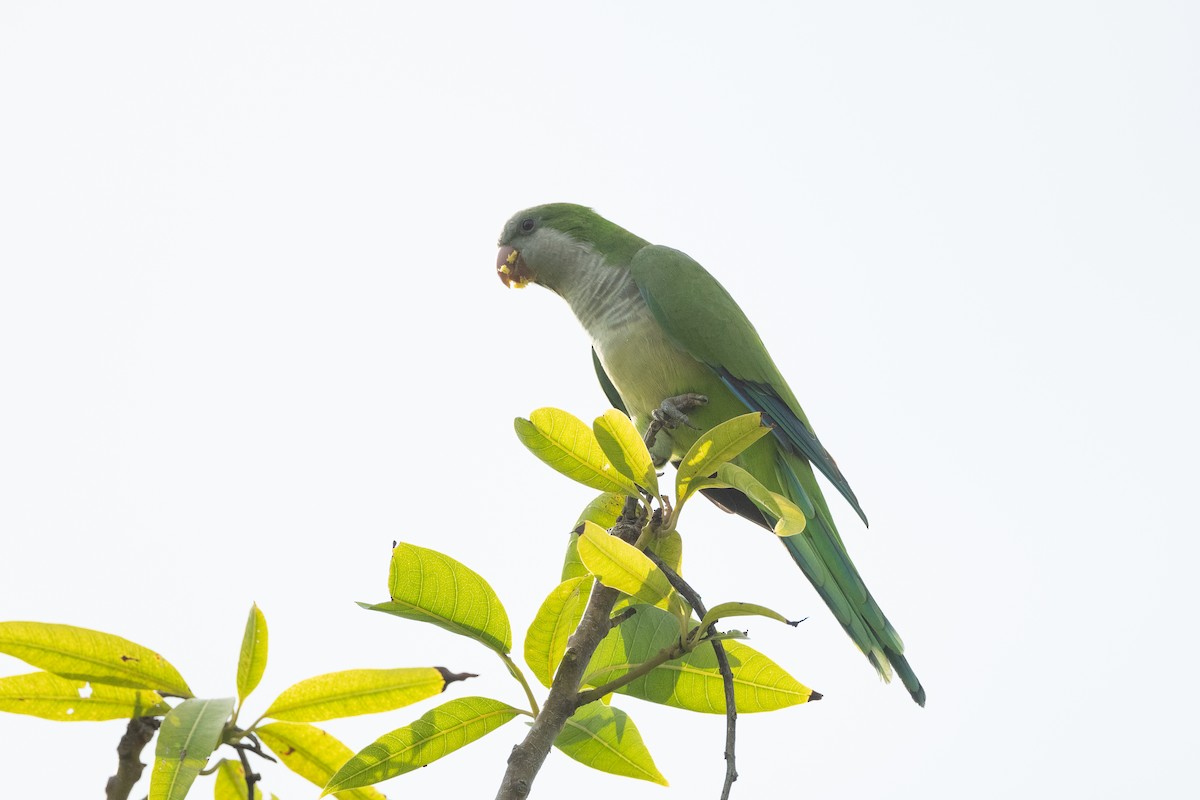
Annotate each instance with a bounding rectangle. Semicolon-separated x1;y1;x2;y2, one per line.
520;218;536;233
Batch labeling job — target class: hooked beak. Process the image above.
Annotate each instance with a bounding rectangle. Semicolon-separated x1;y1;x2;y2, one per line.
496;245;532;289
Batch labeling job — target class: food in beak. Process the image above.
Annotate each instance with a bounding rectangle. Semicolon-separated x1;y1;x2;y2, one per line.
496;245;532;288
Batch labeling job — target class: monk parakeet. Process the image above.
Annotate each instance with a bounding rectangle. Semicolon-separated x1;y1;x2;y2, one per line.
497;203;924;706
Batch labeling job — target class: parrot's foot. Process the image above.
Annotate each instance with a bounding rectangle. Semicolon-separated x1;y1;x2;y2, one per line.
645;393;708;455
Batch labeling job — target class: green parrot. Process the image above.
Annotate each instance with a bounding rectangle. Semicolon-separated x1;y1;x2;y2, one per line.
496;203;924;706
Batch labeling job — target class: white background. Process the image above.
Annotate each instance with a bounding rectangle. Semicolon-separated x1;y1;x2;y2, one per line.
2;2;1197;798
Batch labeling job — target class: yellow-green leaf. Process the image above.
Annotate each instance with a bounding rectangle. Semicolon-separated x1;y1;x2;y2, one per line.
515;408;640;497
236;604;268;704
564;492;628;581
214;758;263;800
554;700;667;785
674;413;772;503
322;697;521;795
149;697;235;800
577;522;674;608
613;530;684;614
264;667;451;722
593;409;658;496
0;671;169;721
698;601;796;633
585;605;815;713
361;542;512;655
257;722;385;800
524;576;594;688
0;621;192;697
714;463;807;536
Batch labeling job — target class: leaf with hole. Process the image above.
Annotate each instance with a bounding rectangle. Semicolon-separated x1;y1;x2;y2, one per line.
0;671;169;721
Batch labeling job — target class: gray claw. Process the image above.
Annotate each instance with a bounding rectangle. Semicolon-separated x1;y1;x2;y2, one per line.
655;393;708;431
644;393;709;453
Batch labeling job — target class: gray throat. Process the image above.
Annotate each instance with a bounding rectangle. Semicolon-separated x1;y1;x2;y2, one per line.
555;251;649;340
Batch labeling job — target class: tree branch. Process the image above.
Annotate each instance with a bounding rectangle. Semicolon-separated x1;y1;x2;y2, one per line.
105;716;161;800
494;498;643;800
646;551;740;799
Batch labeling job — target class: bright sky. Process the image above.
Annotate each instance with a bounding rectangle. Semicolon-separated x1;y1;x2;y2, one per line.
2;3;1197;798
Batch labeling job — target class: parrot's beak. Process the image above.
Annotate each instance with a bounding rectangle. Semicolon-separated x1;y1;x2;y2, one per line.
496;245;532;289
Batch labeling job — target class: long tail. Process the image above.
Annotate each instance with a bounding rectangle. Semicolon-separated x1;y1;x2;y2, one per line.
774;451;925;706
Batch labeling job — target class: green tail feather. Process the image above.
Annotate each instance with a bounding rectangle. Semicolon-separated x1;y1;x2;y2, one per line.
775;453;925;706
886;647;926;707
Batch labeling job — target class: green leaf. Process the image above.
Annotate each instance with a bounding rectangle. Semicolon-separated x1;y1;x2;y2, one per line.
257;722;386;800
322;697;521;795
593;409;658;496
515;408;640;497
214;758;263;800
697;601;796;633
149;697;235;800
524;576;594;688
577;522;674;608
574;492;627;532
236;604;268;704
264;667;452;722
674;413;772;503
712;463;807;536
646;530;683;576
360;541;512;655
0;621;192;697
0;671;169;721
554;700;667;785
561;533;587;582
585;605;815;713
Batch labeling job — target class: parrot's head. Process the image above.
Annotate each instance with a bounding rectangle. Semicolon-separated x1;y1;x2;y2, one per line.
496;203;647;294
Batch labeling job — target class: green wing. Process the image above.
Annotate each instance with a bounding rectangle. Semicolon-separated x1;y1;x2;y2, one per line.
628;245;866;525
629;245;927;706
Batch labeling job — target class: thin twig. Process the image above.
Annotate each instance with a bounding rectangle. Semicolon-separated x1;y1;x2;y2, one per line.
608;607;638;628
574;639;686;707
232;733;276;763
233;741;262;799
105;716;161;800
647;551;739;799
